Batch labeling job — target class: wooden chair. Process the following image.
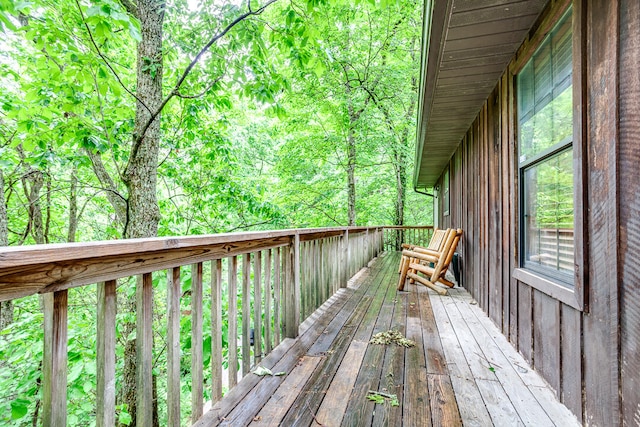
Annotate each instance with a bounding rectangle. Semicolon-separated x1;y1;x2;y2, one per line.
397;228;449;274
397;228;463;295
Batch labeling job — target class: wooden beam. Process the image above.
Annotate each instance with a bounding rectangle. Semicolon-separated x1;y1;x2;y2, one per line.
96;281;116;427
42;290;68;427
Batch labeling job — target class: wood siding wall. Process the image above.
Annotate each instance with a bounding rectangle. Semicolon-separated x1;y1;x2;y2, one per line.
433;1;639;424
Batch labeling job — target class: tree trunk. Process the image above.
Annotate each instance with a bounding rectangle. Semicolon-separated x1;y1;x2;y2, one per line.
22;169;45;245
119;1;165;425
0;169;12;331
67;168;78;243
347;127;357;227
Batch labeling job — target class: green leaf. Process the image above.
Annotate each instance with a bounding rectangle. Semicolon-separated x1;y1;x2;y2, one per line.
11;398;30;420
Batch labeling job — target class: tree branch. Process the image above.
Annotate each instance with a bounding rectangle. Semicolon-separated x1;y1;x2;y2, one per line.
128;0;279;165
74;0;151;114
174;75;224;99
118;0;139;17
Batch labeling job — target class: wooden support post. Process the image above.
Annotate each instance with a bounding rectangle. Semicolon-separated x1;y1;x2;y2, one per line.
253;251;262;363
342;230;349;287
191;262;204;420
285;234;300;338
97;281;116;427
273;248;281;346
136;273;153;427
264;250;272;354
242;253;251;376
228;257;238;387
211;259;223;402
43;290;68;427
167;267;181;427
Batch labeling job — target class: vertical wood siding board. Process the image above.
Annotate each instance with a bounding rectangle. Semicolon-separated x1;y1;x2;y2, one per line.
507;62;519;347
473;118;481;303
490;88;504;328
488;90;497;326
43;290;68;427
619;0;640;425
228;256;238;388
482;102;490;312
501;71;511;336
584;0;621;425
136;273;154;426
561;304;583;423
191;263;204;419
167;267;181;427
97;280;116;427
518;282;533;363
212;259;223;402
533;290;561;395
254;251;262;364
242;253;251;376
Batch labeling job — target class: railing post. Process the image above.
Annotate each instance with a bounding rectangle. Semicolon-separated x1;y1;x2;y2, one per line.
43;290;68;427
167;268;181;427
342;229;349;287
191;263;204;420
137;273;154;427
285;233;300;338
97;281;116;427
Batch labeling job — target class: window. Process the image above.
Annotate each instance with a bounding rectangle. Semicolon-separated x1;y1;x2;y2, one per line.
517;8;574;285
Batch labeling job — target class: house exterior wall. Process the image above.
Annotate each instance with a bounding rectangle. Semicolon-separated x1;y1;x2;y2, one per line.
432;0;640;424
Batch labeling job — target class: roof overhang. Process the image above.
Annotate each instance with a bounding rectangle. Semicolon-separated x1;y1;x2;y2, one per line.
414;0;548;188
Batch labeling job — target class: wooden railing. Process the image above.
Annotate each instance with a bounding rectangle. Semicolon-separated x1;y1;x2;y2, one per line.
0;226;392;426
383;225;434;251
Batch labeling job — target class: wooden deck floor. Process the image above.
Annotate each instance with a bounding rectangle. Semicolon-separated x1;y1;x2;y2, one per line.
195;252;580;426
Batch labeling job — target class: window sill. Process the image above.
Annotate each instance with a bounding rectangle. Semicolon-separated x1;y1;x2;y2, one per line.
513;268;584;310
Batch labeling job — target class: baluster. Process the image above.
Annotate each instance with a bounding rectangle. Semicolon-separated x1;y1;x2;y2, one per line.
228;257;238;387
167;267;181;427
191;262;204;420
274;248;281;346
285;234;300;338
264;250;272;355
212;259;223;402
43;290;68;426
242;253;251;376
253;252;262;364
97;280;116;427
137;273;153;427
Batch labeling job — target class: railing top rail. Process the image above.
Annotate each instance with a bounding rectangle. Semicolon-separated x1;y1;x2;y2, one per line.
0;226;397;302
381;225;434;230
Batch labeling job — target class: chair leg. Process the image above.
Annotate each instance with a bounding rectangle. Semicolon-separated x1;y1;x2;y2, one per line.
397;258;410;291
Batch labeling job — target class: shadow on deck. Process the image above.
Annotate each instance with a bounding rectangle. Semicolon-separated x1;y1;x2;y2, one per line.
195;252;580;426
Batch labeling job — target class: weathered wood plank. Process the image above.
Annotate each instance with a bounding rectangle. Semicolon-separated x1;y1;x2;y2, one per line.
228;257;239;388
191;262;204;420
253;252;262;364
618;1;640;425
315;339;369;426
264;249;272;355
533;290;560;395
42;290;68;427
584;1;621;425
403;287;432;426
279;255;393;425
136;273;153;427
340;253;400;426
248;356;322;426
167;267;181;427
273;248;281;347
429;294;493;426
242;253;251;376
211;259;223;402
96;280;116;427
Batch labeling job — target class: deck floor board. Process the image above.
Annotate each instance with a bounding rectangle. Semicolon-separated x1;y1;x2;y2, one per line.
197;252;581;427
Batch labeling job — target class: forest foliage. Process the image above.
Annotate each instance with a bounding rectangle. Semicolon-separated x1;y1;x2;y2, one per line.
0;0;430;425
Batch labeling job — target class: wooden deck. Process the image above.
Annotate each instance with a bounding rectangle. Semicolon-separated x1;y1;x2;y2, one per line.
195;252;580;426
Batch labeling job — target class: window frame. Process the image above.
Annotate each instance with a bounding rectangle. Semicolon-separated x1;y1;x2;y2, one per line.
512;0;587;311
443;166;450;217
